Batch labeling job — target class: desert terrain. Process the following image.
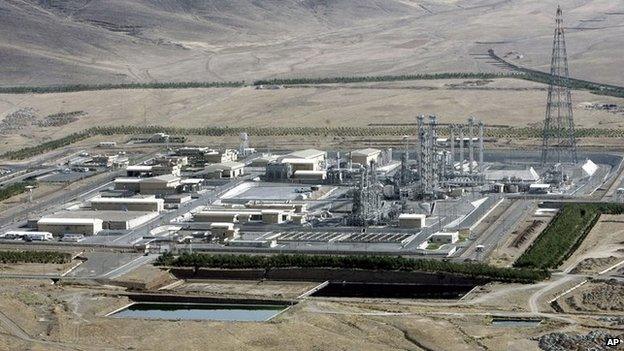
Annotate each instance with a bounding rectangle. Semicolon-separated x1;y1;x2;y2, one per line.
0;1;623;351
2;0;624;86
0;78;623;153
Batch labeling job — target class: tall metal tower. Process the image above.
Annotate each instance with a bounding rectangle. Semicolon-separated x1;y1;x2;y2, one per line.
541;6;578;165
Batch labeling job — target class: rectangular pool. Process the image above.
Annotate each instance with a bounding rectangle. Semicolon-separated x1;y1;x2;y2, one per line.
111;302;288;322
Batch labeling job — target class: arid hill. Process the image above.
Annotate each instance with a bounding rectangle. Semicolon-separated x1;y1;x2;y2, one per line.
2;0;624;86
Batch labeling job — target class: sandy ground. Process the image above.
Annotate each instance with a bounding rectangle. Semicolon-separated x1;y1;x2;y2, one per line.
561;214;624;274
172;280;319;300
0;261;76;276
0;270;621;351
489;213;553;268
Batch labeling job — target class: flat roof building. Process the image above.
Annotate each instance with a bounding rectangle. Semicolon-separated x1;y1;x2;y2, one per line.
197;162;245;179
194;211;240;223
279;149;326;171
114;177;142;192
398;213;426;229
204;149;238;164
47;210;158;230
139;174;181;195
126;165;154;177
37;218;103;236
351;148;382;167
293;170;327;180
90;197;164;212
250;155;278;167
429;231;459;244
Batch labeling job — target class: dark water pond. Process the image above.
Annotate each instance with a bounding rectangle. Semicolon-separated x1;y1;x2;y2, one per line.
311;282;475;299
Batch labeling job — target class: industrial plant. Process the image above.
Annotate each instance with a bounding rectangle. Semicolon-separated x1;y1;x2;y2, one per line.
0;4;623;351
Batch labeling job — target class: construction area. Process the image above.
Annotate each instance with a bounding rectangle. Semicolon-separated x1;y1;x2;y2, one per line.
0;5;623;351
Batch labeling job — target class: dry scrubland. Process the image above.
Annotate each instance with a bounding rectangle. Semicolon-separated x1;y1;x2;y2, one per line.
2;0;624;152
0;278;611;351
1;78;624;153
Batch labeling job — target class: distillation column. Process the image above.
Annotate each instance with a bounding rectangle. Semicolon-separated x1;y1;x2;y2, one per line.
429;115;438;189
468;117;475;174
459;125;464;175
478;121;484;171
449;125;455;169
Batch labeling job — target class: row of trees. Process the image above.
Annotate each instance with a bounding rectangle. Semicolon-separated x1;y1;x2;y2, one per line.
0;251;71;264
5;125;624;160
0;181;36;201
487;49;624;98
1;131;93;160
156;253;549;283
0;81;244;94
253;72;522;86
514;203;624;269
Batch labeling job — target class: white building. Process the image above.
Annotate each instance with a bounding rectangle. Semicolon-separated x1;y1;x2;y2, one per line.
37;218;103;236
279;149;326;171
139;174;181;195
398;213;426;229
90;197;164;212
199;162;245;179
429;231;459;244
47;210;158;230
351;148;382;166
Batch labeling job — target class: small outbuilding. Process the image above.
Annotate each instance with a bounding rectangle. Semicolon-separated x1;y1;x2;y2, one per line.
398;213;426;229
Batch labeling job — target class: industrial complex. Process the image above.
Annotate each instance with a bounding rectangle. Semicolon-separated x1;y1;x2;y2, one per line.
0;5;623;351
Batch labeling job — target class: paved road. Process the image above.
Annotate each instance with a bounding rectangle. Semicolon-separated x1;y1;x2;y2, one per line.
99;254;156;279
66;251;140;278
459;199;532;260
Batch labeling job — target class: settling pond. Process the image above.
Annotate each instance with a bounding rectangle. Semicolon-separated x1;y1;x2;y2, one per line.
111;302;288;322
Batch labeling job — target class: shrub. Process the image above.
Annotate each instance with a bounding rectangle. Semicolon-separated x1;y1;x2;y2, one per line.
0;251;71;264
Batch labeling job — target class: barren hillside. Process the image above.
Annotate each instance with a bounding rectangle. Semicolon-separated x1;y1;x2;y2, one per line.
2;0;624;86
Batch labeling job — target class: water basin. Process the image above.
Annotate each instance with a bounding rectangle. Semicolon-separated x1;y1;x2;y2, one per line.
311;282;475;299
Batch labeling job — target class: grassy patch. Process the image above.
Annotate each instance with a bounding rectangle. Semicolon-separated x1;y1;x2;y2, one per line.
426;243;441;250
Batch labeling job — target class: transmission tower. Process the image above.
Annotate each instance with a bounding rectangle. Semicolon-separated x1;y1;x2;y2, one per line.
541;6;578;165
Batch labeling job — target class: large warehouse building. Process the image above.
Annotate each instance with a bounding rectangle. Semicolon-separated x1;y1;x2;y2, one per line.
37;218;103;236
351;148;383;166
90;197;164;212
46;211;159;230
